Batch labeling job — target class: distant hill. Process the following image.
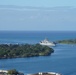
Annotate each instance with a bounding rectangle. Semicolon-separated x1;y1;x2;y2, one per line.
57;39;76;44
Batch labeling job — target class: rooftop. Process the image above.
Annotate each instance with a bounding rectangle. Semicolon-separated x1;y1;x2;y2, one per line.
27;72;62;75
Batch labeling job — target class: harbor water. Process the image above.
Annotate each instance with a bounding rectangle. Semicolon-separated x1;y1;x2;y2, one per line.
0;31;76;75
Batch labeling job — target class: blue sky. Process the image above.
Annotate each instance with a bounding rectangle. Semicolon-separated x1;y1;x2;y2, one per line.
0;0;76;7
0;0;76;31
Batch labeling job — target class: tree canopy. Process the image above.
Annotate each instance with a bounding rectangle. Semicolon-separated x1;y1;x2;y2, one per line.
57;39;76;44
0;44;54;59
8;69;18;75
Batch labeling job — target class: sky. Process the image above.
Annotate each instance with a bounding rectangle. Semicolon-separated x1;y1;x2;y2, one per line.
0;0;76;31
0;0;76;7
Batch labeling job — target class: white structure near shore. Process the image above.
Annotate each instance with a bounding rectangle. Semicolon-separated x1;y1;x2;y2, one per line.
0;70;8;73
27;72;62;75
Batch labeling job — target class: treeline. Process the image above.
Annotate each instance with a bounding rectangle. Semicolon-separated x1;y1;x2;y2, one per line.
0;44;54;59
57;39;76;44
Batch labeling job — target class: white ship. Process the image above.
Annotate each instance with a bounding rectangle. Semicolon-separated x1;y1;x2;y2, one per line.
39;38;55;46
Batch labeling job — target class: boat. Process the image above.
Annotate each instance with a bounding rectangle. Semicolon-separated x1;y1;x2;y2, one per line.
39;38;55;46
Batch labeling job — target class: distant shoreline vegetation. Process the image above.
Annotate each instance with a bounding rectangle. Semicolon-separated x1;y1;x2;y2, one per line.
57;39;76;44
0;44;54;59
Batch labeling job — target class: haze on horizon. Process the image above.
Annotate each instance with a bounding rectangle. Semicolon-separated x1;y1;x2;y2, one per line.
0;0;76;31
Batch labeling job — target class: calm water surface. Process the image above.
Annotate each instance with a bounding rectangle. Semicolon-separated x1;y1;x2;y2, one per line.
0;31;76;75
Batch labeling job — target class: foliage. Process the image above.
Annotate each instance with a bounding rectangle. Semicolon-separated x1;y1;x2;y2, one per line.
8;69;18;75
0;44;54;58
57;39;76;44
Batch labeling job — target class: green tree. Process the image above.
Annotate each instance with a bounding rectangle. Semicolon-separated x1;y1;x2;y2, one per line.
8;69;18;75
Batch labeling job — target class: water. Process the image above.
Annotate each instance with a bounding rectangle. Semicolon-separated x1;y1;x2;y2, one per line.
0;31;76;75
0;31;76;44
